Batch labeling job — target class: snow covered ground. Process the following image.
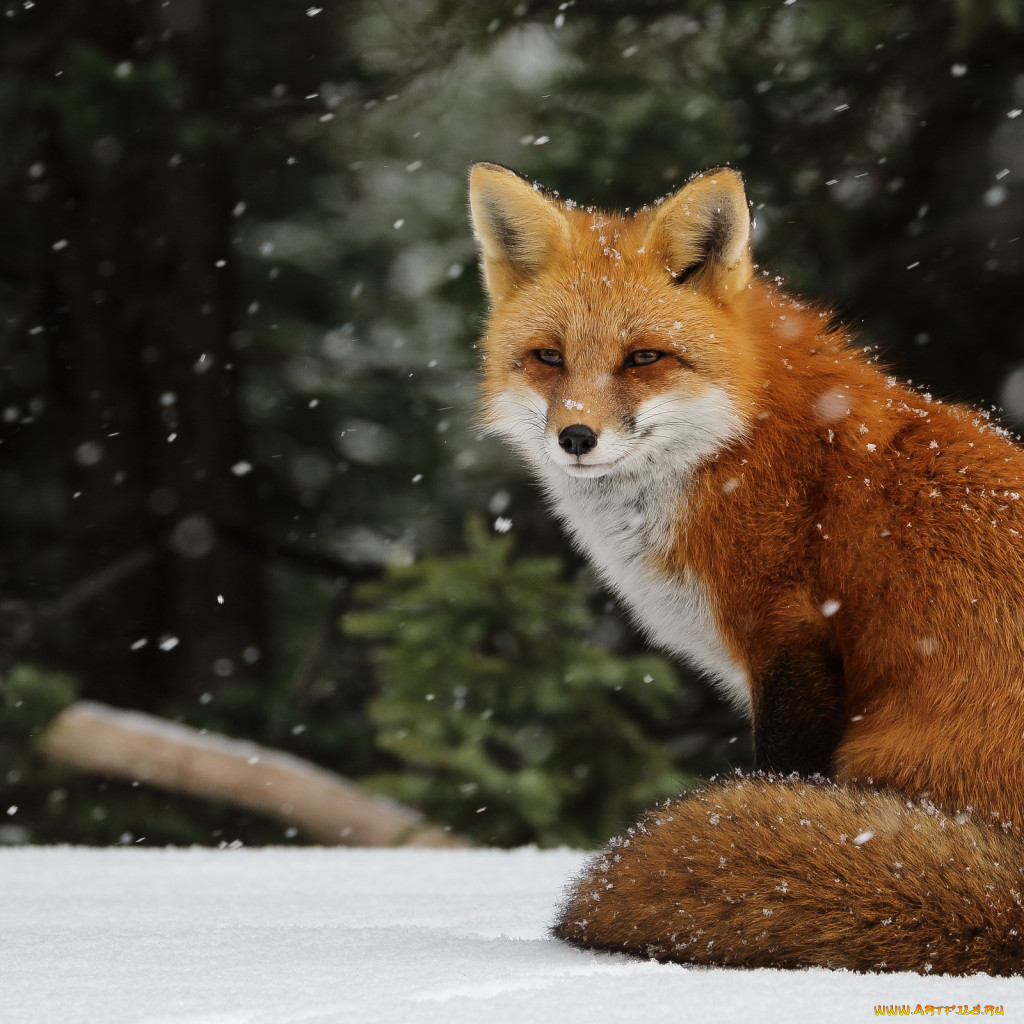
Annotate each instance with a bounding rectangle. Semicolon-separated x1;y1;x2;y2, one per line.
5;845;1022;1023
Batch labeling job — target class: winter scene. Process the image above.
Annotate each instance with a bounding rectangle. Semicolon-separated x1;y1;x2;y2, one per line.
4;1;1024;1021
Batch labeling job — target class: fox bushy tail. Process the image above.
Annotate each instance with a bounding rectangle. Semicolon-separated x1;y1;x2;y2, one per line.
554;775;1024;975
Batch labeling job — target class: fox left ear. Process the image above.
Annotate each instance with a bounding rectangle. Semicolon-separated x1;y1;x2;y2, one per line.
645;168;752;298
469;162;570;302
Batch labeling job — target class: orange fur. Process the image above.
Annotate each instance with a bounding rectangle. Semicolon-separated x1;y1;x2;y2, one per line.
555;775;1024;975
469;162;1024;974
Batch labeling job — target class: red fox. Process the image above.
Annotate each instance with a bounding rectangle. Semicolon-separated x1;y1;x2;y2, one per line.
468;161;1024;975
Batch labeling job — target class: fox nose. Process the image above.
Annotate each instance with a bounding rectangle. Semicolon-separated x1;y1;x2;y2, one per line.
558;423;598;457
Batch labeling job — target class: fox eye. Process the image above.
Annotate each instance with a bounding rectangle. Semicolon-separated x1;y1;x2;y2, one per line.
534;349;564;366
624;349;662;367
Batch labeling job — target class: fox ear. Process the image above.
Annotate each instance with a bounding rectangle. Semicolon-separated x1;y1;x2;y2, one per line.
646;168;752;298
469;162;569;301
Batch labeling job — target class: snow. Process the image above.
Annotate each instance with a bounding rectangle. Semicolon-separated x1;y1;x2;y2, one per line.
5;846;1022;1023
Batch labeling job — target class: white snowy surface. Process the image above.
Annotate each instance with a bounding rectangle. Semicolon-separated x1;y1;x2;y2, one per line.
5;846;1023;1024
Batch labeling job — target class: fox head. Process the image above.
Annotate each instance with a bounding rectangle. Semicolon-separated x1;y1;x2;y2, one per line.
469;163;757;484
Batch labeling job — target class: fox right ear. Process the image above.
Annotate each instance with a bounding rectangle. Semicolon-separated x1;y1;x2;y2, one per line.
646;168;753;298
468;163;569;301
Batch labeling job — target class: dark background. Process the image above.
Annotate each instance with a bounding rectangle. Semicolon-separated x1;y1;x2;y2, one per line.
2;0;1023;846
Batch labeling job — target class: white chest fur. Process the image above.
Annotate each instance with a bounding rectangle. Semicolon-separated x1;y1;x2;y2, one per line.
539;467;751;710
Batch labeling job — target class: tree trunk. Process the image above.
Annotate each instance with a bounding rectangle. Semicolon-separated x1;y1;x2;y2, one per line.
44;0;263;706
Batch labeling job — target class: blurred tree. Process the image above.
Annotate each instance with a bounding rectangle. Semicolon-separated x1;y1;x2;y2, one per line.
1;1;265;705
347;519;691;847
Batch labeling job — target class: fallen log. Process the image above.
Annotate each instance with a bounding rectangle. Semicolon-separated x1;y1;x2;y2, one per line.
40;701;463;848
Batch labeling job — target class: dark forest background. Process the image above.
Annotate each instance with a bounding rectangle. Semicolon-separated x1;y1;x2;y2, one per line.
2;0;1024;847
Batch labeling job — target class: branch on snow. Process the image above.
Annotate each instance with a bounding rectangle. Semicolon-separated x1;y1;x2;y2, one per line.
40;701;464;848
